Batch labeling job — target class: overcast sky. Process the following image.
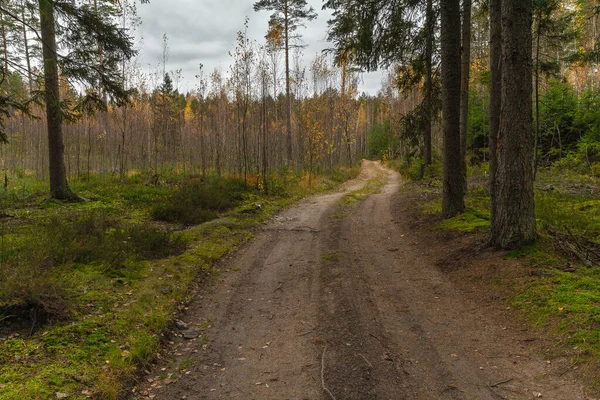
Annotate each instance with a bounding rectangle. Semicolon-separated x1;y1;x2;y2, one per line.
135;0;385;95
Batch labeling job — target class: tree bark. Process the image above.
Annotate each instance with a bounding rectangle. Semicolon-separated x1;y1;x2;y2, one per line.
39;0;79;200
459;0;471;193
491;0;536;249
422;0;434;170
22;2;33;93
1;6;8;76
284;0;293;167
533;10;542;180
441;0;465;218
489;0;501;237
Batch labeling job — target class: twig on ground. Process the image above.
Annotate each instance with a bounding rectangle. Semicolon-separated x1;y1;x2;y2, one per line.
0;315;15;323
559;363;576;377
489;378;514;387
357;353;373;368
561;226;600;266
297;328;315;337
274;282;283;292
321;345;336;400
486;382;510;400
369;333;382;343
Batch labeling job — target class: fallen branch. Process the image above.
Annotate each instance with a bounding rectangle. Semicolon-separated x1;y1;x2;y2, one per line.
486;382;510;400
554;227;600;267
489;378;513;387
0;315;15;323
321;345;336;400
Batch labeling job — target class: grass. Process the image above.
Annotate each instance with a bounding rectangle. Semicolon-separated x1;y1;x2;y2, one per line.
512;266;600;358
338;167;388;206
407;161;600;371
0;166;359;400
421;186;491;233
321;252;340;262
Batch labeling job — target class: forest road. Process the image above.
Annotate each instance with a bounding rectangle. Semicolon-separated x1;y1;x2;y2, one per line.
138;160;593;400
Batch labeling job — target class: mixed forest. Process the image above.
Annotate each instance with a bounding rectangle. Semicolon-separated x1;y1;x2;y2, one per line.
0;0;600;398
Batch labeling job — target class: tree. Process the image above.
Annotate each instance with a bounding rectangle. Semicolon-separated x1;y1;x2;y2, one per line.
38;0;76;199
460;0;472;193
230;19;255;185
532;0;575;177
325;0;439;171
423;0;435;169
490;0;536;248
1;0;137;199
489;0;501;236
253;0;317;166
441;0;465;217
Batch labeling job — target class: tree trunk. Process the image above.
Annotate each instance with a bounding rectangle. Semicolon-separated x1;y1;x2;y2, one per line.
489;0;501;236
533;11;542;180
422;0;434;170
39;0;79;200
22;3;33;93
1;7;8;76
491;0;536;249
441;0;465;218
284;0;293;167
460;0;471;194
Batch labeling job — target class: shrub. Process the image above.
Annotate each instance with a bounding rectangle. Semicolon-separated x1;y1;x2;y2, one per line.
151;175;255;225
0;257;69;320
43;212;184;267
0;211;186;320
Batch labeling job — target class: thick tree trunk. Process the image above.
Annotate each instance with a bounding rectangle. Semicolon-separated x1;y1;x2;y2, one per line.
39;0;79;200
491;0;536;249
460;0;471;193
441;0;465;218
422;0;434;170
489;0;501;236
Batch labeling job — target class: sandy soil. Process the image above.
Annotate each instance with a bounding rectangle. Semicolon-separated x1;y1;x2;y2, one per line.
134;161;596;400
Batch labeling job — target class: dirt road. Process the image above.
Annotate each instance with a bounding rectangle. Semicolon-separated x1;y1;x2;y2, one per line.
137;161;594;400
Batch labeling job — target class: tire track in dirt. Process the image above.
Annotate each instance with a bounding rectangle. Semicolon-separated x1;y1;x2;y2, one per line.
135;161;593;400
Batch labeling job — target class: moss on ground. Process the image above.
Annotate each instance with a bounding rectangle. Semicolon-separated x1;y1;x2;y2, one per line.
0;167;359;400
408;163;600;369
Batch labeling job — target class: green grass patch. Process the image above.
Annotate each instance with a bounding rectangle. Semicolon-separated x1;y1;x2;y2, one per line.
437;207;490;232
339;174;387;206
321;252;340;262
411;165;600;365
0;166;359;399
512;266;600;358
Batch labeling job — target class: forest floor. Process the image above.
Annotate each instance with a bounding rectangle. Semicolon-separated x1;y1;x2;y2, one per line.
133;160;598;400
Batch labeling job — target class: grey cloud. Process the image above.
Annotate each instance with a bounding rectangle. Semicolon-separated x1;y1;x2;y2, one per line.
135;0;384;94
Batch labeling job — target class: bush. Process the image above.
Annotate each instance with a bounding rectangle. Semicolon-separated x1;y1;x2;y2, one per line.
0;211;186;320
367;123;393;160
43;212;185;268
151;175;255;225
0;258;68;320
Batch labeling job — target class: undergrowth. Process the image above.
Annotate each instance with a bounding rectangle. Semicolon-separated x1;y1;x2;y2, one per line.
0;166;359;399
405;160;600;370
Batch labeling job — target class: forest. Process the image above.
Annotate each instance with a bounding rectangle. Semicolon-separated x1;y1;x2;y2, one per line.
0;0;600;399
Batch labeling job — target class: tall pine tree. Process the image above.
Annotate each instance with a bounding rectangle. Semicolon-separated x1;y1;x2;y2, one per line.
253;0;317;166
490;0;537;248
0;0;136;199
